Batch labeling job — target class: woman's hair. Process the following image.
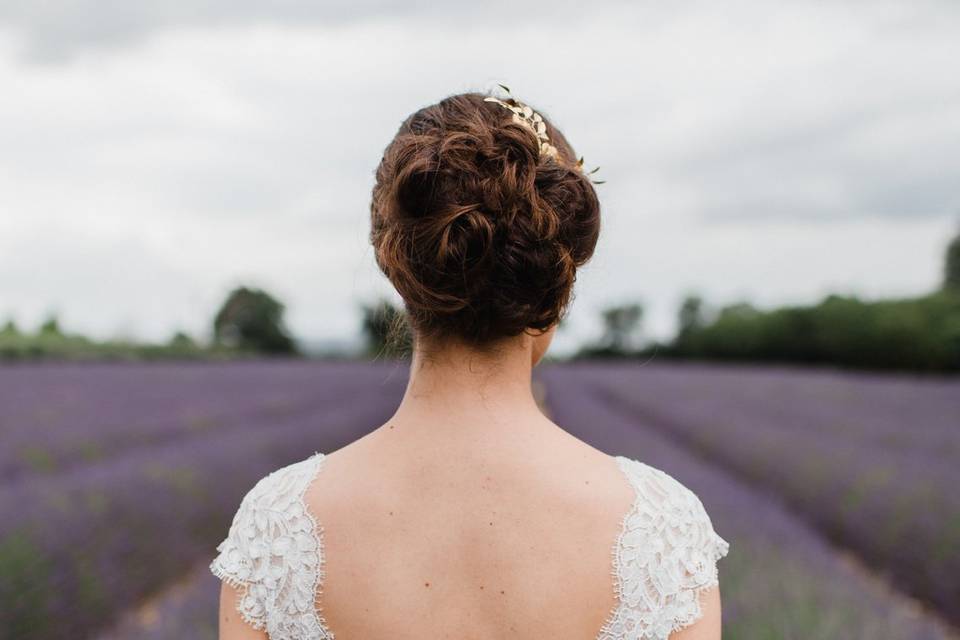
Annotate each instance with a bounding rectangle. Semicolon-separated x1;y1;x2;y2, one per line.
369;91;601;353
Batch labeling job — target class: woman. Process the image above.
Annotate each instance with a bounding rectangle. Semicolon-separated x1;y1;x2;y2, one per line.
210;89;729;640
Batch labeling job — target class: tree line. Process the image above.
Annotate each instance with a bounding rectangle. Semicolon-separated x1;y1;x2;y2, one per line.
3;227;958;372
575;225;960;372
0;287;299;362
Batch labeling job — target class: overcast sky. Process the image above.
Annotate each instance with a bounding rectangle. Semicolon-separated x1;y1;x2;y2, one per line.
1;1;958;355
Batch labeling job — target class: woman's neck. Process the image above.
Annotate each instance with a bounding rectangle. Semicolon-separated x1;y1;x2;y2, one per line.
385;335;552;446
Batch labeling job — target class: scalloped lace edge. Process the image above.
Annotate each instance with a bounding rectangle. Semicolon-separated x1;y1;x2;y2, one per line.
596;456;640;638
301;452;335;639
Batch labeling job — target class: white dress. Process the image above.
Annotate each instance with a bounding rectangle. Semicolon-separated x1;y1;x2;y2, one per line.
210;452;730;640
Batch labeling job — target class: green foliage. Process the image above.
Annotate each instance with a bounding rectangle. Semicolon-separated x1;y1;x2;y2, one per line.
668;291;960;372
39;315;61;336
0;288;302;363
0;531;54;637
0;322;233;363
360;298;411;358
213;286;298;355
0;319;19;336
601;303;644;353
945;226;960;292
168;331;196;349
579;303;646;358
677;294;707;342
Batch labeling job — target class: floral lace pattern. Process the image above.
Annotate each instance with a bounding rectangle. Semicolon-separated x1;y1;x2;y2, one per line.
209;451;334;639
596;456;730;640
210;453;728;640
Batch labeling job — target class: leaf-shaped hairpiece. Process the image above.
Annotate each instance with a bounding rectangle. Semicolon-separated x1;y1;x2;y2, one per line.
484;89;559;161
577;156;605;186
484;84;604;185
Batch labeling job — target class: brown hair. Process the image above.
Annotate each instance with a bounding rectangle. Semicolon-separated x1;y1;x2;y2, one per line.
370;91;601;352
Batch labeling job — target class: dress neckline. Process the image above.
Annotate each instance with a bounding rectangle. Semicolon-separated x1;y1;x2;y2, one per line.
296;451;642;640
214;446;728;639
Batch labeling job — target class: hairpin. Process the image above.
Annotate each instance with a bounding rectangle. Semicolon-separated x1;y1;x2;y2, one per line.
484;84;604;185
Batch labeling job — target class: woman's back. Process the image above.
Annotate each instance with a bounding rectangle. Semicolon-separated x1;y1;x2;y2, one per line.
308;418;635;639
211;410;728;640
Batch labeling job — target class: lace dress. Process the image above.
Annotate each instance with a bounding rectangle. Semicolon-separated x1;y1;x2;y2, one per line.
210;452;730;640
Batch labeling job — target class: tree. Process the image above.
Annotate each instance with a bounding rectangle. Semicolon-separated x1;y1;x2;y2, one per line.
360;298;411;357
168;331;197;349
0;319;18;336
600;303;644;354
677;295;706;340
945;226;960;292
213;286;297;354
39;315;62;336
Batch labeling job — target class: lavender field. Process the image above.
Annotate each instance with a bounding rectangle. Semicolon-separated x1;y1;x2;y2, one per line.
1;360;957;639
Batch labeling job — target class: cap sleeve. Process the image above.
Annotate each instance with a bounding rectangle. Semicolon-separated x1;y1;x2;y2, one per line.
607;458;730;640
209;453;329;637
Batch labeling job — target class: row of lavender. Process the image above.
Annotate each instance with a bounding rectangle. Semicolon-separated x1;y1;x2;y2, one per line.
0;360;409;640
563;360;960;628
0;361;402;481
537;364;958;639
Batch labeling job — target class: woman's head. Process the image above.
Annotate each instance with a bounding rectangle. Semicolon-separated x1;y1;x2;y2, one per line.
370;91;601;354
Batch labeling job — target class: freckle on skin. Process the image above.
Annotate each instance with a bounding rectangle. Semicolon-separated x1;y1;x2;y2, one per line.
425;582;430;587
500;590;505;595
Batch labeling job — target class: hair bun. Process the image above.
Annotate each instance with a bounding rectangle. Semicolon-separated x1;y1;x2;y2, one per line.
370;92;601;348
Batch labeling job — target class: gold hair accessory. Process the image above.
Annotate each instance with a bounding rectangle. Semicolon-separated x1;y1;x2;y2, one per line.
484;84;604;184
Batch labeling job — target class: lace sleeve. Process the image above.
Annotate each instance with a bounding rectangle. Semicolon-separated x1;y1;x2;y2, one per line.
643;465;730;636
604;457;730;640
209;453;330;639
